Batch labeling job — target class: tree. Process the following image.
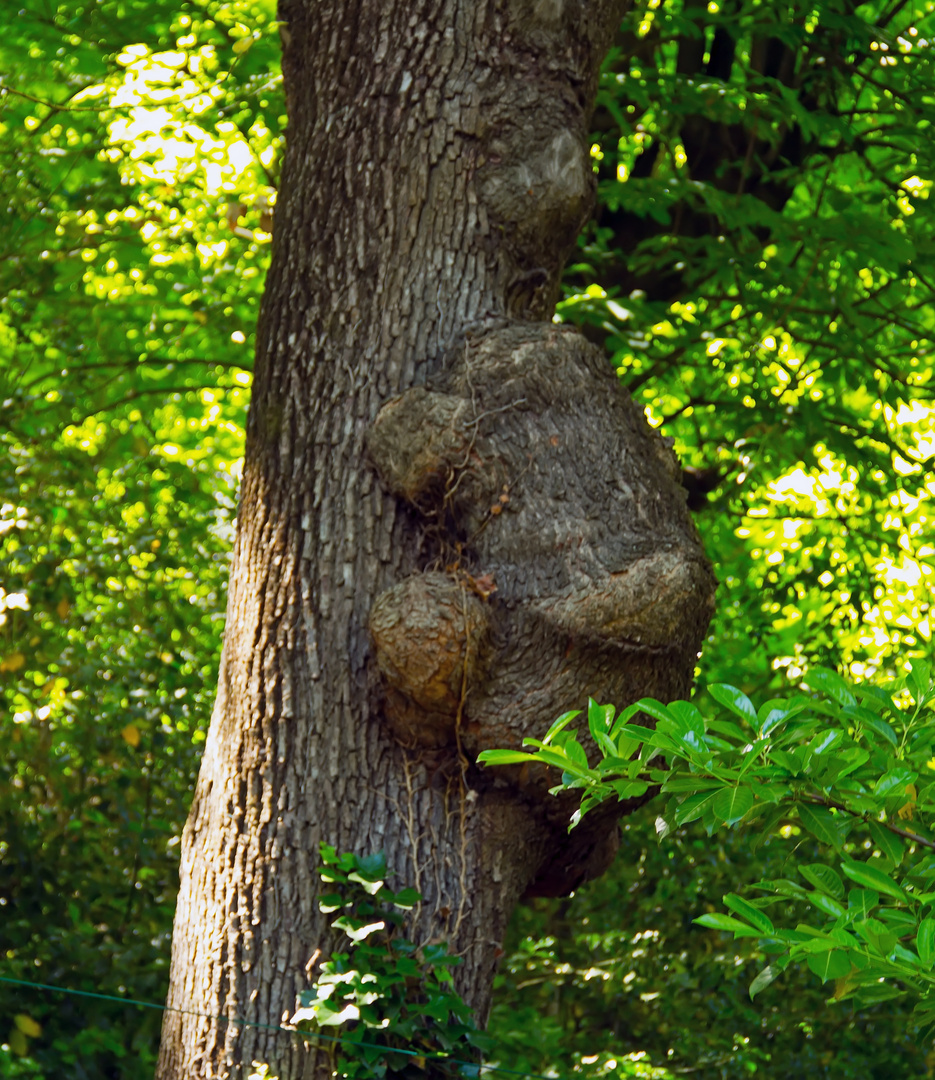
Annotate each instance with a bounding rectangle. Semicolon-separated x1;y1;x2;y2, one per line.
153;2;716;1075
2;0;934;1077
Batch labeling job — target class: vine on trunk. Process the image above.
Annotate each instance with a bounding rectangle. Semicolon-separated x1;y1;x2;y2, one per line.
291;845;488;1079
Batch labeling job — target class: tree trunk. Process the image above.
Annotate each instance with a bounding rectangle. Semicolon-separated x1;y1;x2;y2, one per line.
157;1;715;1077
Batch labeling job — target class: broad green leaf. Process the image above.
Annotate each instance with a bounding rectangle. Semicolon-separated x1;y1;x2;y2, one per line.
709;684;757;726
694;913;761;938
353;851;387;880
907;661;933;706
840;860;908;902
610;779;649;800
723;893;774;934
608;702;643;738
542;710;581;745
858;715;898;747
807;891;846;919
614;733;640;760
757;699;800;738
853;984;906;1005
803;667;856;708
632;698;679;725
807;949;851;983
669;700;705;738
612;723;676;751
796;804;843;849
393;888;421;909
524;747;592;777
868;821;906;867
563;738;590;770
662;775;723;793
847;889;880;919
806;729;843;757
799;864;845;901
477;749;538;765
675;790;720;826
749;964;781;999
917;918;935;967
712;786;755;827
707;718;748;742
874;769;917;798
587;699;615;742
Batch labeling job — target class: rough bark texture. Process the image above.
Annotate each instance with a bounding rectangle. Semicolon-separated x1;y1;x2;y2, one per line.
157;1;715;1077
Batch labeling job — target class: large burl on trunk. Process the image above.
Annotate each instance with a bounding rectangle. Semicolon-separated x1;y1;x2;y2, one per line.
157;1;715;1078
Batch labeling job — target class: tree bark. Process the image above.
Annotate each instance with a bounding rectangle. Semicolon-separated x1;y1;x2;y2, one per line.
157;1;715;1077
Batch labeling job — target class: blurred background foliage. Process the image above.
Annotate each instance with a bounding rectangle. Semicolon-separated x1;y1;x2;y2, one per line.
0;0;933;1077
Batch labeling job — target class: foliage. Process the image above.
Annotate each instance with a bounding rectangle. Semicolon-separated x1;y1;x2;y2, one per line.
488;804;929;1080
567;0;935;695
291;846;486;1079
480;664;935;1027
0;1;272;1075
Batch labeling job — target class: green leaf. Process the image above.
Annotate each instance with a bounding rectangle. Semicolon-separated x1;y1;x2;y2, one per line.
858;715;898;747
853;918;899;956
632;697;679;725
587;699;615;742
807;891;846;919
868;821;906;867
675;789;720;826
807;949;851;983
723;893;775;934
806;728;843;757
796;804;843;850
563;738;590;770
542;710;581;745
874;768;917;798
708;684;757;726
669;700;705;738
840;859;908;902
917;918;935;967
694;913;761;938
712;786;755;826
662;775;722;793
610;779;649;800
799;864;845;901
847;889;880;919
757;699;801;738
803;667;856;708
524;747;592;777
477;749;538;765
908;661;933;706
749;964;781;999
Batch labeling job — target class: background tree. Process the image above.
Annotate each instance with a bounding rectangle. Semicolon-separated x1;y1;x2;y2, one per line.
1;0;933;1078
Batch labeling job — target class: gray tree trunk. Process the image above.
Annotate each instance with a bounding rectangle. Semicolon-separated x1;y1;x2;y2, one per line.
156;1;715;1077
